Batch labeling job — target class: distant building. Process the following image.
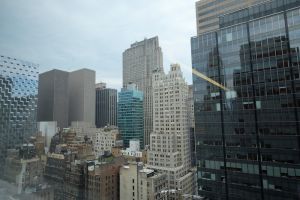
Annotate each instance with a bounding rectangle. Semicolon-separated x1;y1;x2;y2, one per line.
69;68;96;126
120;162;141;200
95;82;117;128
5;157;44;194
38;68;96;128
121;139;141;156
44;153;65;200
3;146;44;195
118;83;144;148
37;121;58;150
63;160;85;199
123;36;163;146
93;126;120;157
148;64;196;196
121;139;147;163
84;157;126;200
0;55;39;174
70;121;97;139
195;0;262;34
138;168;167;200
37;69;69;129
187;85;196;166
45;129;95;199
120;162;167;200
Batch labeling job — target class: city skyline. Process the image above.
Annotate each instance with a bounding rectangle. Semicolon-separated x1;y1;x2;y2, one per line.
0;0;196;90
2;0;300;199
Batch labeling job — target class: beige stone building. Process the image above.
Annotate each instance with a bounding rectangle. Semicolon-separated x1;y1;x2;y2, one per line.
93;126;120;156
139;168;167;200
147;64;197;197
120;162;167;200
120;162;140;200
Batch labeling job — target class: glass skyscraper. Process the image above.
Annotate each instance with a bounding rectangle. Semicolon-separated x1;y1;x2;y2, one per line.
191;0;300;199
117;84;144;148
0;55;39;175
95;83;117;128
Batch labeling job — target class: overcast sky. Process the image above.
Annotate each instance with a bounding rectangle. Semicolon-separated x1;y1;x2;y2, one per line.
0;0;197;89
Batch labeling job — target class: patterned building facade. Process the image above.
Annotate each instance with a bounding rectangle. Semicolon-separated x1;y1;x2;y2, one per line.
0;55;38;175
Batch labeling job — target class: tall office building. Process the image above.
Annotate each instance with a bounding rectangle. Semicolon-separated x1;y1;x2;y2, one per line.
38;69;69;129
38;68;96;127
0;55;39;173
187;85;196;166
95;82;117;128
69;68;95;126
147;64;196;197
191;0;300;199
195;0;262;34
117;83;144;148
123;36;163;146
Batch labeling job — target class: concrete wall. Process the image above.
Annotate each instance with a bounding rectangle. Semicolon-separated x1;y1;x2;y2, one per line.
38;69;69;129
68;69;95;126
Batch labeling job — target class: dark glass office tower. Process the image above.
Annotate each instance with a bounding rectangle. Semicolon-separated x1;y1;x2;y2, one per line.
95;83;117;128
191;1;300;199
0;55;38;175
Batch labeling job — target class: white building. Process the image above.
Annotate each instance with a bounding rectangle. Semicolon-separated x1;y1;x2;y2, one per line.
120;162;167;200
93;126;120;156
121;139;143;157
139;168;167;200
37;121;58;151
147;64;196;197
123;36;163;146
120;162;140;200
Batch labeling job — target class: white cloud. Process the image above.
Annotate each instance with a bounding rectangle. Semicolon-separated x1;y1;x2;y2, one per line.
0;0;197;89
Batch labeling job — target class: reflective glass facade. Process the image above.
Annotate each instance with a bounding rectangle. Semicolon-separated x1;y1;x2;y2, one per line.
117;87;144;148
95;88;117;128
0;55;38;174
191;1;300;199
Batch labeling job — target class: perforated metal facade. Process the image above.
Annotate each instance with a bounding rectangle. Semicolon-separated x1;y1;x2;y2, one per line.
0;55;38;174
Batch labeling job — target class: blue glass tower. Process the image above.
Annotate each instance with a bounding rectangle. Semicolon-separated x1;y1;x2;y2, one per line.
0;55;38;174
117;84;144;148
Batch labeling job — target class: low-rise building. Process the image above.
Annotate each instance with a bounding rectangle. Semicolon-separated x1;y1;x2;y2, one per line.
70;121;97;139
44;153;65;200
4;156;44;194
3;144;47;199
139;168;167;200
37;121;58;151
121;139;147;163
120;162;141;200
93;126;121;157
120;162;167;200
63;160;85;200
85;157;126;200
